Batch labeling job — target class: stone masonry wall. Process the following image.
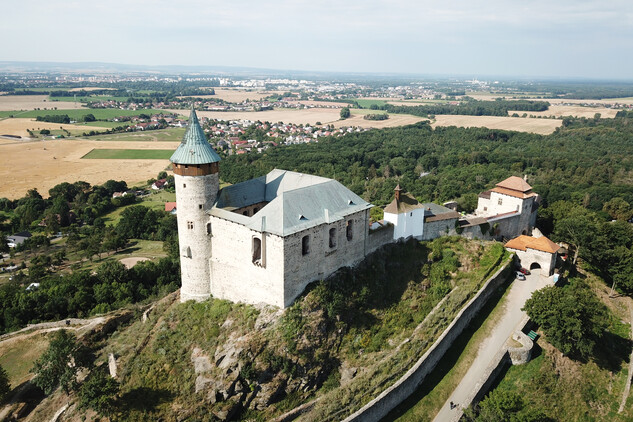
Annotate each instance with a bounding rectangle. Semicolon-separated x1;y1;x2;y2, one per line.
283;209;370;307
209;216;286;307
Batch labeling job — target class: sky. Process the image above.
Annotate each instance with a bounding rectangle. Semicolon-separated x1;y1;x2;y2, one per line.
3;0;633;79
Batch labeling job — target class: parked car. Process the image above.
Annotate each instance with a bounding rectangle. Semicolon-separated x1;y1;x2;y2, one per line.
515;271;526;281
519;268;531;275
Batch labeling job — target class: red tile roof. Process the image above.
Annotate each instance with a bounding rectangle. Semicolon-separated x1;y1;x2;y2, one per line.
505;235;559;254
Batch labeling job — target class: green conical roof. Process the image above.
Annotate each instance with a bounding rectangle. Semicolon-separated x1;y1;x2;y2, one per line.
170;107;221;165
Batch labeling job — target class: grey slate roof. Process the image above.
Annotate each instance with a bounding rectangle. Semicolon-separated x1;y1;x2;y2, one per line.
421;202;461;222
211;169;373;236
170;108;221;165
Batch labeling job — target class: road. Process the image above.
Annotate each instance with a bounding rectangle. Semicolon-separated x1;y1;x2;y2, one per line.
432;272;552;422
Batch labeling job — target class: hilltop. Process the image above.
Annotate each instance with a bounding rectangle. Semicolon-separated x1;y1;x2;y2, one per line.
10;237;509;421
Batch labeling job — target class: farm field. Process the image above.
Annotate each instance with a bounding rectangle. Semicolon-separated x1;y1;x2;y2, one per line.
0;108;165;120
50;96;131;102
179;88;280;103
90;127;185;142
0;139;176;199
293;100;349;107
508;104;619;118
0;95;84;111
331;112;426;129
166;107;341;125
82;149;175;159
431;115;561;134
0;118;110;137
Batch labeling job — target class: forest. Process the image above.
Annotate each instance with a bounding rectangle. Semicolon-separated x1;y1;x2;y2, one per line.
358;99;551;117
220;114;633;294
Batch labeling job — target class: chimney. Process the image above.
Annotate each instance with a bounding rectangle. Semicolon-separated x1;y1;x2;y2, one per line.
394;184;402;201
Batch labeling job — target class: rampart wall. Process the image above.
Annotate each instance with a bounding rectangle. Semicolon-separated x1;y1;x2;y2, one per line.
342;259;512;422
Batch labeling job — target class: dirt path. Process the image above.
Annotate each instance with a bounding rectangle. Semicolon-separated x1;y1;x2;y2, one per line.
0;317;106;345
618;302;633;413
432;273;552;422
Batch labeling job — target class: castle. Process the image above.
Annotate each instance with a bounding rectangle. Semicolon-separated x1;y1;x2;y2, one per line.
171;109;376;308
171;108;542;308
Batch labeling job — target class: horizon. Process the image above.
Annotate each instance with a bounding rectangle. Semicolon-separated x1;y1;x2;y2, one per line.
2;1;632;80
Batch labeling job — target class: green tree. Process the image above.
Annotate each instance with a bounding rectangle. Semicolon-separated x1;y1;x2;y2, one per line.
603;197;633;221
79;368;119;416
340;107;351;119
523;281;608;359
0;365;10;401
32;330;93;394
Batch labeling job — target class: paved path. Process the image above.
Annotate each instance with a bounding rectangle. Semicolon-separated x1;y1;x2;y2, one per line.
432;272;552;422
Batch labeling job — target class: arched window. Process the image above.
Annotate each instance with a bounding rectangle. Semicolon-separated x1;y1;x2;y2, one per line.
206;223;211;235
302;235;310;255
252;237;262;264
346;220;353;241
185;246;192;258
329;228;337;248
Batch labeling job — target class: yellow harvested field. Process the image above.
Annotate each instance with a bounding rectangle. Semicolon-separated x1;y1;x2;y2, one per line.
527;97;633;105
0;95;86;111
0;118;109;138
294;100;348;107
431;115;561;135
509;105;618;118
205;88;279;103
0;139;176;199
69;87;114;92
330;113;426;129
166;108;342;125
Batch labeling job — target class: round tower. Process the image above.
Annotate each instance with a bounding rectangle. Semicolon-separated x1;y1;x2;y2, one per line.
170;107;221;302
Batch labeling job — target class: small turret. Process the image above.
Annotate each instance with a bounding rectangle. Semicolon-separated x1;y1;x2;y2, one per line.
171;107;221;302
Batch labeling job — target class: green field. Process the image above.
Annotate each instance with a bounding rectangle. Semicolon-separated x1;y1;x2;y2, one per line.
50;96;133;102
86;127;185;142
353;99;388;108
0;108;166;120
82;149;175;159
79;121;132;128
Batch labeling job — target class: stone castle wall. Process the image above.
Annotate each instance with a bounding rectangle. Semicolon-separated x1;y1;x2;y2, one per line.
283;209;370;307
342;260;512;422
209;216;286;308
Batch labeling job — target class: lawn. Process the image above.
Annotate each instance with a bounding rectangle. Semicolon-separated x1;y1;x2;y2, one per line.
81;149;175;159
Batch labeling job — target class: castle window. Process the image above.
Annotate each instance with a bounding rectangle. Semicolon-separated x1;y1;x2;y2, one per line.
329;228;337;248
243;210;249;216
253;207;259;214
410;212;413;217
484;206;488;211
498;198;503;205
183;183;187;188
185;246;192;258
346;220;353;241
302;235;310;255
206;223;211;235
199;204;203;210
187;221;194;230
252;237;262;264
